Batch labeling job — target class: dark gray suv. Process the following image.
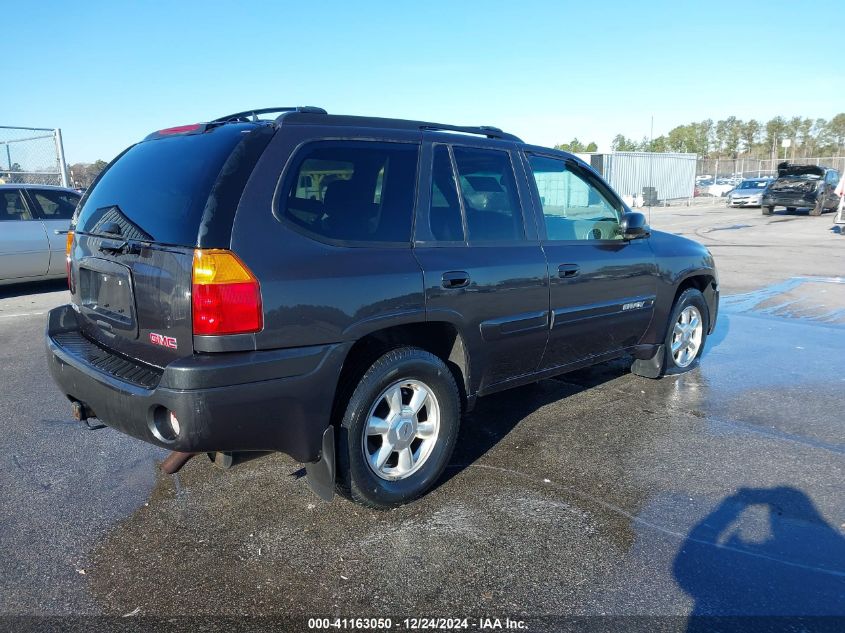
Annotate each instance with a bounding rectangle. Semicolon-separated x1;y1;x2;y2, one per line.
46;107;719;508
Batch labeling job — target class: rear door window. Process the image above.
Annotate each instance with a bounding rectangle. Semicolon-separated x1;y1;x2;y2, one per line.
427;145;465;241
30;189;80;220
451;147;524;242
281;141;419;244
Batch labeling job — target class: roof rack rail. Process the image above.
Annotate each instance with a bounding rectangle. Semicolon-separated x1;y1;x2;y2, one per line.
212;106;326;123
419;123;521;142
260;111;523;143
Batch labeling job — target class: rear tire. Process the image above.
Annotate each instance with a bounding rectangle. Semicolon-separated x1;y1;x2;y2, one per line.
763;206;774;215
661;288;710;376
335;347;460;509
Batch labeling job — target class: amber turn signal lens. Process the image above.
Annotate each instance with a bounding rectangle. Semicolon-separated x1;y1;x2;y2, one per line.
191;249;262;336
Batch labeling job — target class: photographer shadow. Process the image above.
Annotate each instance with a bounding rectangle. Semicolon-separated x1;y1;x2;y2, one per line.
673;486;845;630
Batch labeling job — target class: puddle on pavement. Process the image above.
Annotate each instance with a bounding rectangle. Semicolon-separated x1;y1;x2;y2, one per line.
720;276;845;325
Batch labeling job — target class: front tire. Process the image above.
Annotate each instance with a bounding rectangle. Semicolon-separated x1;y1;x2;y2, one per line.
810;197;824;216
662;288;710;376
335;347;460;509
763;206;774;215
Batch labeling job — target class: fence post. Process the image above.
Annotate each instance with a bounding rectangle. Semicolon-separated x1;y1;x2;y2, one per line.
54;128;69;187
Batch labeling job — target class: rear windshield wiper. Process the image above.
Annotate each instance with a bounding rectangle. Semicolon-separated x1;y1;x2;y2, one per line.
98;237;134;255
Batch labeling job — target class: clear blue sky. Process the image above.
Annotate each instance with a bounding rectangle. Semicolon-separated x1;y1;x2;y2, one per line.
5;0;843;163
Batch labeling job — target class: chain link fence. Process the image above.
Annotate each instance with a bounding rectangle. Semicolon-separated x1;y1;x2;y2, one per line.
0;126;69;187
697;156;845;180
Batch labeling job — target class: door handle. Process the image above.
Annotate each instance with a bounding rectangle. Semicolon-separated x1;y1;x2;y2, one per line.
558;264;580;278
442;271;470;289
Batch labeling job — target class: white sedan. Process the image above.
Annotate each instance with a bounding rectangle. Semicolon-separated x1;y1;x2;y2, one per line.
0;184;81;285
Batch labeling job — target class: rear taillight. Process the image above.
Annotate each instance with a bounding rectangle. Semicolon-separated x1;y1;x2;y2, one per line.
65;231;74;289
191;249;262;336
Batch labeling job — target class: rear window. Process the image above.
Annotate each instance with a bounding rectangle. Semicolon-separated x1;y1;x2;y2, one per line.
74;126;250;245
281;141;419;244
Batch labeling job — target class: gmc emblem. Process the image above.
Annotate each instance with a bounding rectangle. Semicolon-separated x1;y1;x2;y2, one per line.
149;332;178;349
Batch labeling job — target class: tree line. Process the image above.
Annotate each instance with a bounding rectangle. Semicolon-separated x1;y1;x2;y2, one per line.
609;114;845;159
69;160;108;189
554;139;598;153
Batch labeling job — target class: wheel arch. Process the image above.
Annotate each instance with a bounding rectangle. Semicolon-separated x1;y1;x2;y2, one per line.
331;321;472;428
671;271;718;335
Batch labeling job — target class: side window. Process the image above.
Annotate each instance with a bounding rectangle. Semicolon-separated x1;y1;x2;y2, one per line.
528;155;623;241
452;147;524;242
282;142;418;243
32;190;80;220
428;146;464;241
0;191;33;221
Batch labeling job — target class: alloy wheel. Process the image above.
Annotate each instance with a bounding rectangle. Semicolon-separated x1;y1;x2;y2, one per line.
671;306;703;368
362;379;441;481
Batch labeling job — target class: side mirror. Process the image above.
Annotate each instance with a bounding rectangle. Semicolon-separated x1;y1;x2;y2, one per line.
620;212;650;240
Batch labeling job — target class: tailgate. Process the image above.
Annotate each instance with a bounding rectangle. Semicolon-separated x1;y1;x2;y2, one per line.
71;234;194;367
66;122;274;367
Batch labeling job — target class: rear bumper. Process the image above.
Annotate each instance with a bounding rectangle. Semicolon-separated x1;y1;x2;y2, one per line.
46;304;348;463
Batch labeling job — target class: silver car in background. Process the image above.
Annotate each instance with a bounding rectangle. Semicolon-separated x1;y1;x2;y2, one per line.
0;184;81;285
727;178;772;208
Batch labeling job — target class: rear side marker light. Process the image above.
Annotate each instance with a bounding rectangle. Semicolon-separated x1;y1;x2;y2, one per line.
192;249;262;336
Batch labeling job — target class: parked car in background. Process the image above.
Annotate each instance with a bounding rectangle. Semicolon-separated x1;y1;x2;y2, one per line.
46;107;719;508
0;184;80;285
704;182;735;197
762;163;841;216
727;178;772;207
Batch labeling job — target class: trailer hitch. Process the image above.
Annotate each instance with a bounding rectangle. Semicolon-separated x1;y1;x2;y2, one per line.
70;400;106;430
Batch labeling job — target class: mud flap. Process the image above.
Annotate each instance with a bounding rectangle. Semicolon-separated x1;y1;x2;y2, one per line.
306;426;335;501
631;344;665;379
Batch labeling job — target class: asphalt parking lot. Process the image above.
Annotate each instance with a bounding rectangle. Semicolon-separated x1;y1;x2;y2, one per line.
1;203;843;629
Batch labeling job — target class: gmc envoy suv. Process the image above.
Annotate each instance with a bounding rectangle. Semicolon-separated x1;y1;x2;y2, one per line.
46;107;718;508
